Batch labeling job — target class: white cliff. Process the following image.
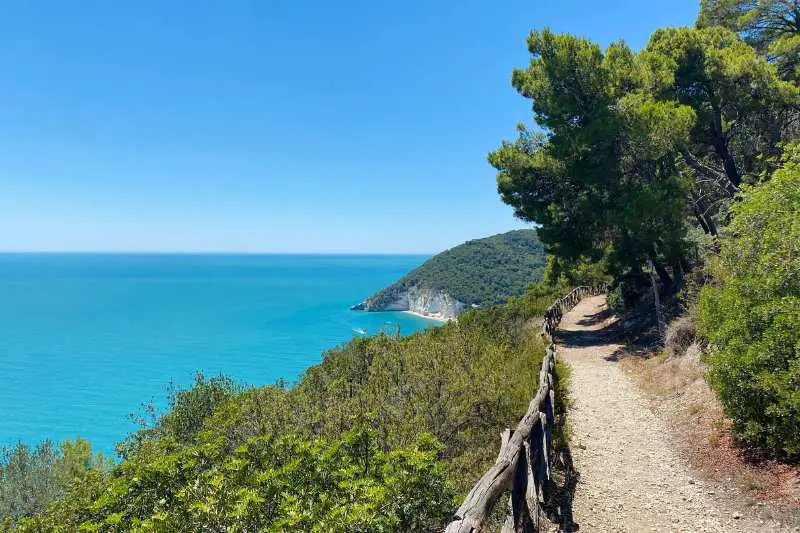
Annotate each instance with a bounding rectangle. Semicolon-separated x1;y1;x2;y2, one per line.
352;285;466;321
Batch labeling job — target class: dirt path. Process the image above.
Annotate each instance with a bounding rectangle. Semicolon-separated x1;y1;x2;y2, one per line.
558;295;777;532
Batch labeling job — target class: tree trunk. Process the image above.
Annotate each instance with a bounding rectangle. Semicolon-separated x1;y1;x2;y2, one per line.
713;135;741;187
650;257;673;288
673;261;684;287
679;148;736;197
709;104;742;187
647;257;667;343
690;196;718;236
693;204;711;234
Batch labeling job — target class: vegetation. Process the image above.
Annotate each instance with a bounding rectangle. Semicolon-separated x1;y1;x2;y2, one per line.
698;0;800;82
1;282;568;531
697;145;800;459
7;430;453;533
360;229;546;309
490;25;797;290
4;1;799;528
489;1;798;459
0;439;111;523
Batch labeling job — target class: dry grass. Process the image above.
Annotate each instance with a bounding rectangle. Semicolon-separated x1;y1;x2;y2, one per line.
619;344;800;526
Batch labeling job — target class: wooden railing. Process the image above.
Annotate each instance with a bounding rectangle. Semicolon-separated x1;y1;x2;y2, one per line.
445;285;606;533
542;285;607;339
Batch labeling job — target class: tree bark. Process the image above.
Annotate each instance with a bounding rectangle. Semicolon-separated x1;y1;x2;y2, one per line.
690;192;719;236
713;135;741;187
650;256;673;288
673;261;684;287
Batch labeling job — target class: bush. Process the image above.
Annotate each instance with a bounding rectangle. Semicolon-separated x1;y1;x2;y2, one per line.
607;273;648;313
606;286;626;313
664;315;696;357
118;372;243;458
544;254;612;287
7;430;455;533
697;144;800;459
0;439;110;523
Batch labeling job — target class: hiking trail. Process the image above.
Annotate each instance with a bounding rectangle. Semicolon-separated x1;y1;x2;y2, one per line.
558;295;777;532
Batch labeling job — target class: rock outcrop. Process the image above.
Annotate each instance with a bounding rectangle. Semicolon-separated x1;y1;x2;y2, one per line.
351;285;466;321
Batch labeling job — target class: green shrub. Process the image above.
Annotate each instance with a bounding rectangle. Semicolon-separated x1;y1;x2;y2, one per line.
544;254;612;287
606;286;626;313
6;429;455;533
0;438;110;524
697;144;800;459
607;280;638;313
118;372;243;458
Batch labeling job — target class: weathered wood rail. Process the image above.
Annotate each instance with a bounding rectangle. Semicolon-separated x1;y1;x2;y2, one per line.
445;285;606;533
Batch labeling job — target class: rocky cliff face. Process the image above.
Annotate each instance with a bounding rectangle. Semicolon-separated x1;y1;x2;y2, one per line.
351;285;466;321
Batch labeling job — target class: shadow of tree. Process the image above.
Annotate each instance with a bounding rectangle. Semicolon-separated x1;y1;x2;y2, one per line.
542;444;581;532
575;308;613;327
557;329;605;348
556;304;636;356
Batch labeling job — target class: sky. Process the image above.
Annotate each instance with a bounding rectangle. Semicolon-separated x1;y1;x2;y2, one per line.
0;0;700;254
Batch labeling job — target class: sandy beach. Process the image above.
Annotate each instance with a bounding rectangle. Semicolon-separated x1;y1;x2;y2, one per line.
402;309;451;322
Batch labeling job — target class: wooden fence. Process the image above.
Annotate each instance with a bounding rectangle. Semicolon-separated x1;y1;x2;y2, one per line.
445;285;606;533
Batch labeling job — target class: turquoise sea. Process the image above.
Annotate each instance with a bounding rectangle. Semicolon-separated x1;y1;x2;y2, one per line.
0;254;436;454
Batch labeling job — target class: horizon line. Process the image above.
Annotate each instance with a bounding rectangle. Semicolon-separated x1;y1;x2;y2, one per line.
0;250;437;256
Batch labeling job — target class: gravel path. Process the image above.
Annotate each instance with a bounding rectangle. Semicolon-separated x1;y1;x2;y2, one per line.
559;295;766;532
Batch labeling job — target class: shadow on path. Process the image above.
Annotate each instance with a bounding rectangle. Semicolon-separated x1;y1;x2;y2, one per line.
545;444;581;532
557;329;606;348
556;309;621;350
574;307;613;327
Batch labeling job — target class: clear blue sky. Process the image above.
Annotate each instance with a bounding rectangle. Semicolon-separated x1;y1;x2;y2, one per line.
0;0;700;253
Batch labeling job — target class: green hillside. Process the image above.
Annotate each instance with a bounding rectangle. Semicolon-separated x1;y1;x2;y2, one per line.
361;229;546;309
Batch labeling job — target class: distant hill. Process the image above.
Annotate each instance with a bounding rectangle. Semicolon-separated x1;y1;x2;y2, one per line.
352;229;546;319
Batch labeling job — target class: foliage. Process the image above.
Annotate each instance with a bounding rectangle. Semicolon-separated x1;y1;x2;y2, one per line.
6;429;454;533
543;254;612;287
228;282;563;489
606;285;628;314
0;438;110;524
644;26;798;185
697;144;800;458
698;0;800;81
492;23;798;288
361;229;546;308
490;30;695;284
606;272;651;314
119;372;243;458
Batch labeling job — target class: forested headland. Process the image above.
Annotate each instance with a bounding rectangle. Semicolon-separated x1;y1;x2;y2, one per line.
354;229;546;313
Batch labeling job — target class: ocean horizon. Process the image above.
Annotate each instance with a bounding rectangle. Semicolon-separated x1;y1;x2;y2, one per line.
0;253;437;454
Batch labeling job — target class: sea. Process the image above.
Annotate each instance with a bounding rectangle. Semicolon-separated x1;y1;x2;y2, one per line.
0;253;437;455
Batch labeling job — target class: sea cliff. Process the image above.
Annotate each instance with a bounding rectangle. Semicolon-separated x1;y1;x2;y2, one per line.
351;285;466;321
